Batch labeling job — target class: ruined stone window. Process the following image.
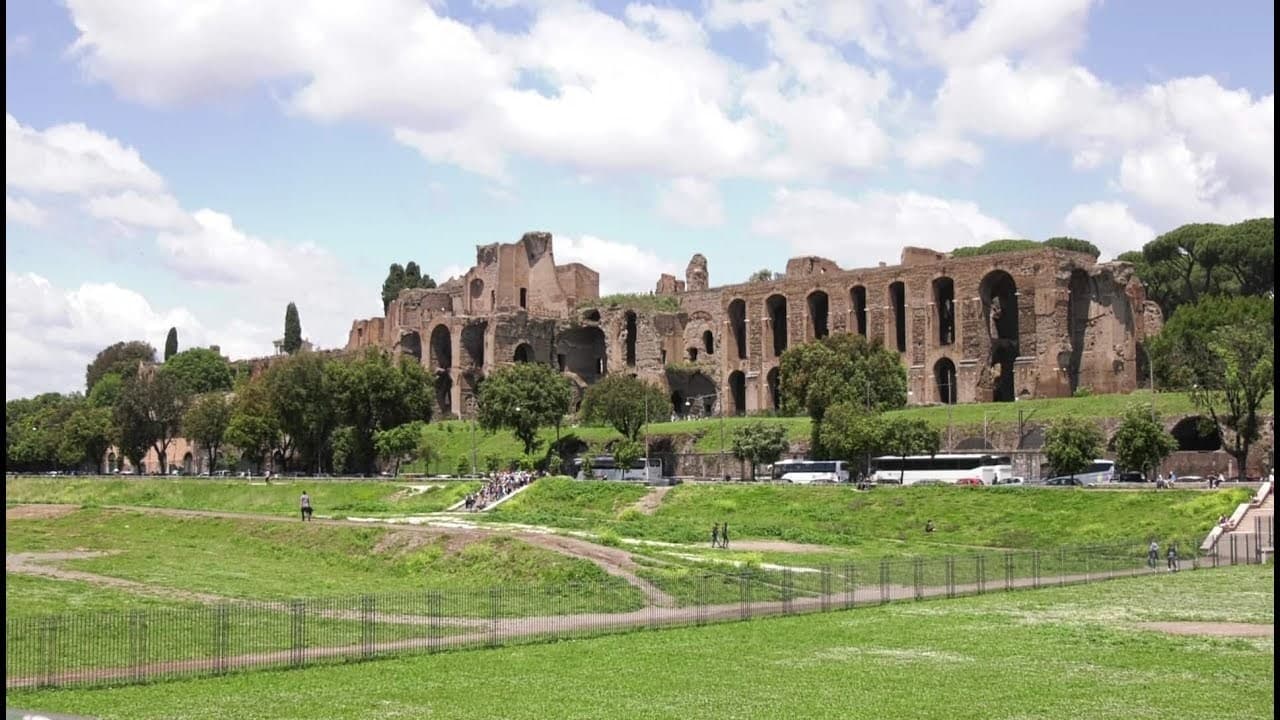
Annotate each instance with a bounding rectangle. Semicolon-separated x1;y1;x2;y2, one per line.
436;374;453;416
1171;416;1222;451
980;270;1020;402
728;371;746;416
934;358;957;405
1065;269;1091;394
556;326;607;381
430;325;452;370
519;288;528;310
728;300;747;359
688;347;698;361
766;294;788;357
850;286;867;337
766;367;781;410
399;331;423;362
932;277;955;346
702;330;714;355
888;281;907;353
625;312;637;366
583;309;601;322
558;354;567;372
514;343;533;363
461;323;485;367
807;290;829;339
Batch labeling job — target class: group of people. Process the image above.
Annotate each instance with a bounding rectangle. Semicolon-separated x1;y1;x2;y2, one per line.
464;471;535;511
710;523;730;549
1147;540;1179;571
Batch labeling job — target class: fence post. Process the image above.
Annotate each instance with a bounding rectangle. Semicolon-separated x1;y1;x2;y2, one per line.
945;557;955;599
820;566;832;612
487;588;499;647
913;558;923;601
1033;550;1041;589
41;616;59;689
976;555;985;595
1059;547;1066;586
291;600;305;667
129;610;146;684
739;568;751;621
428;591;442;653
216;604;229;675
879;559;889;604
1003;552;1013;591
361;594;375;658
697;574;708;626
843;563;855;610
1084;549;1090;583
783;568;794;614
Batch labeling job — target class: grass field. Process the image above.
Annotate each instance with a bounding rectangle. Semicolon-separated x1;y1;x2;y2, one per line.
493;478;1250;549
9;564;1271;720
3;477;479;517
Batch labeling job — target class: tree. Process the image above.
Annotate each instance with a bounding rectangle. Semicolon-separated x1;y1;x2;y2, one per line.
817;402;884;478
730;422;789;480
283;302;302;355
1043;236;1102;257
381;262;438;311
164;327;179;361
183;393;233;473
85;341;156;392
580;375;671;440
1147;296;1273;390
6;393;83;472
327;348;434;473
163;348;233;396
264;351;337;473
374;421;427;476
1044;415;1103;479
878;417;940;484
59;404;115;473
477;362;573;455
779;333;907;456
747;269;774;282
611;439;644;476
1191;323;1274;481
330;426;358;475
1127;219;1273;319
87;373;124;408
224;380;280;474
114;370;186;474
1112;403;1176;480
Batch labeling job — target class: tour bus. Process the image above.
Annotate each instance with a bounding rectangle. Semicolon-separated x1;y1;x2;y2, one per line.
1045;459;1116;486
771;460;851;484
871;454;1013;486
572;455;660;482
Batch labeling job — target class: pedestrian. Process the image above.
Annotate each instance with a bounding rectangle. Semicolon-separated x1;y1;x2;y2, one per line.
721;522;729;549
1147;540;1159;568
1166;543;1179;572
925;519;935;533
711;523;720;548
300;491;312;522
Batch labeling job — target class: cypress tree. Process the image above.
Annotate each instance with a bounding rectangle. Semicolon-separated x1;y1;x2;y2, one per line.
283;303;302;354
164;327;179;361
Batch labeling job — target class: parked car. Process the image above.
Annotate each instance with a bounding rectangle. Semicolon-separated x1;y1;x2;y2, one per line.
994;476;1025;485
1177;475;1205;483
1117;471;1147;483
1045;476;1086;486
955;477;983;486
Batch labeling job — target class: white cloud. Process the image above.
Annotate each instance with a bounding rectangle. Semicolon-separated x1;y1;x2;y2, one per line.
900;131;983;168
655;177;725;227
1063;202;1155;259
85;191;194;231
6;196;46;226
6;113;165;195
552;234;681;295
436;265;469;284
751;187;1016;267
4;271;263;399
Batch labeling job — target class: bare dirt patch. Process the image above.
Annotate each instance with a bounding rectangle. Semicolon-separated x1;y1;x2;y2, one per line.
1135;622;1274;638
6;504;78;521
519;533;676;607
625;486;671;516
729;539;842;553
372;529;437;556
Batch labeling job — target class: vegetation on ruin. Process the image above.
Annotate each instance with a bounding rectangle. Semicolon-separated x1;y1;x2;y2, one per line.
380;261;437;312
12;566;1271;720
950;236;1101;258
579;293;681;313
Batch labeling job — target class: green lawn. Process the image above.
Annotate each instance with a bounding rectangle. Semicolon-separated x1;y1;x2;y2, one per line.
4;476;479;517
493;478;1249;550
9;565;1271;720
5;508;644;612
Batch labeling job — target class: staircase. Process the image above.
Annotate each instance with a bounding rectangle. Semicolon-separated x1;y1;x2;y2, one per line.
1203;482;1274;564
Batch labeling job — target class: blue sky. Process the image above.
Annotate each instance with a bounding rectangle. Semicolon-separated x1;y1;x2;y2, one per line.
5;0;1274;399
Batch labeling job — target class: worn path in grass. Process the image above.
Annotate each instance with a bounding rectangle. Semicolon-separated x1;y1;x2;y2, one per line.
6;562;1201;690
5;504;674;608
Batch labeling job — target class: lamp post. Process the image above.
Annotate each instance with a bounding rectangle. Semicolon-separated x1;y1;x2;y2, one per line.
469;420;478;476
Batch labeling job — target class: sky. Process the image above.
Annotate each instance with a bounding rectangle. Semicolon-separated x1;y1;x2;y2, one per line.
5;0;1274;400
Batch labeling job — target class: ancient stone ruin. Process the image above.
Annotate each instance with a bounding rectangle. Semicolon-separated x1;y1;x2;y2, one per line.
347;232;1162;419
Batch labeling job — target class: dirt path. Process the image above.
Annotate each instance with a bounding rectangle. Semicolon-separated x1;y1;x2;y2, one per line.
626;486;671;515
6;504;78;520
1134;621;1274;637
9;504;673;609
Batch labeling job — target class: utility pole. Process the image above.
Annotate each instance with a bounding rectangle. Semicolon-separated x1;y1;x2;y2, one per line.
470;421;478;475
644;392;651;481
719;388;726;481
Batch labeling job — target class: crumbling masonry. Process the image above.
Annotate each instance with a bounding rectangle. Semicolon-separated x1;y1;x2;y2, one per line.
347;232;1162;420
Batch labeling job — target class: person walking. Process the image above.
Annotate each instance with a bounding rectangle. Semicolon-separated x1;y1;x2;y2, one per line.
1166;543;1179;572
300;491;312;522
711;523;720;549
720;522;729;549
1147;540;1159;569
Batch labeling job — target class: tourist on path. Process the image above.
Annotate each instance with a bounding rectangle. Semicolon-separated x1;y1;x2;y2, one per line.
711;523;720;548
721;523;729;549
300;491;312;522
1166;543;1179;572
1147;540;1159;568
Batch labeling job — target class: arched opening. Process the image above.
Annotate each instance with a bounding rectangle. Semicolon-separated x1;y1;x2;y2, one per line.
624;311;637;366
182;452;194;475
398;331;422;362
766;366;781;410
1171;416;1222;451
1066;269;1090;393
807;290;829;339
513;343;533;363
934;358;957;405
519;288;528;310
766;294;788;357
687;347;699;361
932;277;955;346
461;323;486;368
429;325;452;370
107;452;117;473
980;270;1020;402
850;286;867;336
728;300;747;359
435;373;453;416
470;278;485;304
582;309;601;322
702;330;714;355
556;326;608;382
668;371;717;418
670;391;684;418
888;281;907;352
728;371;746;416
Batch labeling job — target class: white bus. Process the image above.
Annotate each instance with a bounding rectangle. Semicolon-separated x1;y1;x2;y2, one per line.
771;460;851;484
573;455;661;482
872;454;1013;486
1045;459;1115;486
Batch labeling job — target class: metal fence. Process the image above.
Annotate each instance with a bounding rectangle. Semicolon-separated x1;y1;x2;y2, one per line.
6;534;1271;691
